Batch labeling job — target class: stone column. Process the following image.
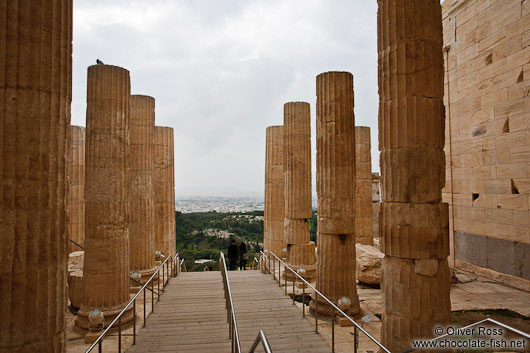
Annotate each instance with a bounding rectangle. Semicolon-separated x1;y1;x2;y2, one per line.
264;126;285;256
377;0;450;351
76;64;133;330
129;95;157;279
0;2;72;351
355;126;373;245
154;126;176;258
283;102;316;279
311;72;360;316
68;126;86;253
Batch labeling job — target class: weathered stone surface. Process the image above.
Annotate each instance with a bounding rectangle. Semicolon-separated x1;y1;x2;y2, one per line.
313;71;360;316
380;202;450;259
128;95;156;277
377;0;450;350
316;72;356;235
69;251;85;271
77;64;133;330
154;126;176;258
355;127;373;245
67;126;86;253
356;244;383;285
0;2;72;351
283;102;312;220
380;147;445;203
68;271;84;310
381;257;451;348
284;218;310;245
372;173;381;238
264;126;285;256
283;102;315;276
311;233;360;316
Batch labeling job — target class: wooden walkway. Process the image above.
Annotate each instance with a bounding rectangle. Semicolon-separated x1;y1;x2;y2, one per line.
127;271;231;353
230;271;331;353
127;270;331;353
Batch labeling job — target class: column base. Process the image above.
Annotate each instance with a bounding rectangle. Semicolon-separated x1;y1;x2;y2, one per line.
309;294;361;317
282;264;316;281
75;302;135;331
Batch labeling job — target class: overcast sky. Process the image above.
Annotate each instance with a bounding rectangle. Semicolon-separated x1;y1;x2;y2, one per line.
72;0;379;196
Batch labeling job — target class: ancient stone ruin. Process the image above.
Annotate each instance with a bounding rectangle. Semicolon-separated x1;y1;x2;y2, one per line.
68;126;86;253
76;64;134;331
354;126;373;245
154;126;177;258
0;1;72;351
283;102;316;280
377;0;451;350
264;126;286;256
128;95;157;281
311;71;361;316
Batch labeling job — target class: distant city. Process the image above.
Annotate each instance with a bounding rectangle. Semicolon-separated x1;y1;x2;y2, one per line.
175;195;264;213
175;194;318;213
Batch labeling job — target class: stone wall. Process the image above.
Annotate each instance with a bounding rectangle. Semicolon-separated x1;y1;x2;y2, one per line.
442;0;530;289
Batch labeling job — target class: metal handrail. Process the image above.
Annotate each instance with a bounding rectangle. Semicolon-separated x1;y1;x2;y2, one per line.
85;253;179;353
260;250;391;353
180;257;186;272
69;238;85;250
220;252;242;353
249;330;272;353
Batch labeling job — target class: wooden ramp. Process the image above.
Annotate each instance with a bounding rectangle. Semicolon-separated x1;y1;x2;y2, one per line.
230;271;331;353
127;270;331;353
127;271;231;353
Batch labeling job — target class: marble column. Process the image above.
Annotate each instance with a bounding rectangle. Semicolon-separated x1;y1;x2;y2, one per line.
377;0;450;351
0;1;72;351
311;71;361;316
154;126;176;258
283;102;316;279
264;126;285;256
128;95;157;279
76;64;133;330
67;126;86;253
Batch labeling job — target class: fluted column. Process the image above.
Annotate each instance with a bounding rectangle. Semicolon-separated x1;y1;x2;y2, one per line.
76;64;133;330
283;102;316;279
67;126;86;253
128;95;156;278
377;0;450;351
154;126;176;258
311;71;360;316
0;1;72;351
355;126;373;245
264;126;285;256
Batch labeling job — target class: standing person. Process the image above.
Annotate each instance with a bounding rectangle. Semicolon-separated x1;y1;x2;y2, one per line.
227;239;238;270
239;241;248;271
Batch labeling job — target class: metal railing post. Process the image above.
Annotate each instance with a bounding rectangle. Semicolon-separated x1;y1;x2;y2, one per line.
331;309;335;353
278;261;281;287
118;316;122;353
284;265;287;293
302;281;305;318
354;326;358;353
292;274;295;305
98;341;102;353
151;279;154;312
273;258;275;281
143;287;146;327
315;292;318;333
157;272;160;302
133;299;136;345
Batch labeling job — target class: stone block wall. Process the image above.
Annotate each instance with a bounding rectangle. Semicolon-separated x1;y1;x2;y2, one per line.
442;0;530;289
